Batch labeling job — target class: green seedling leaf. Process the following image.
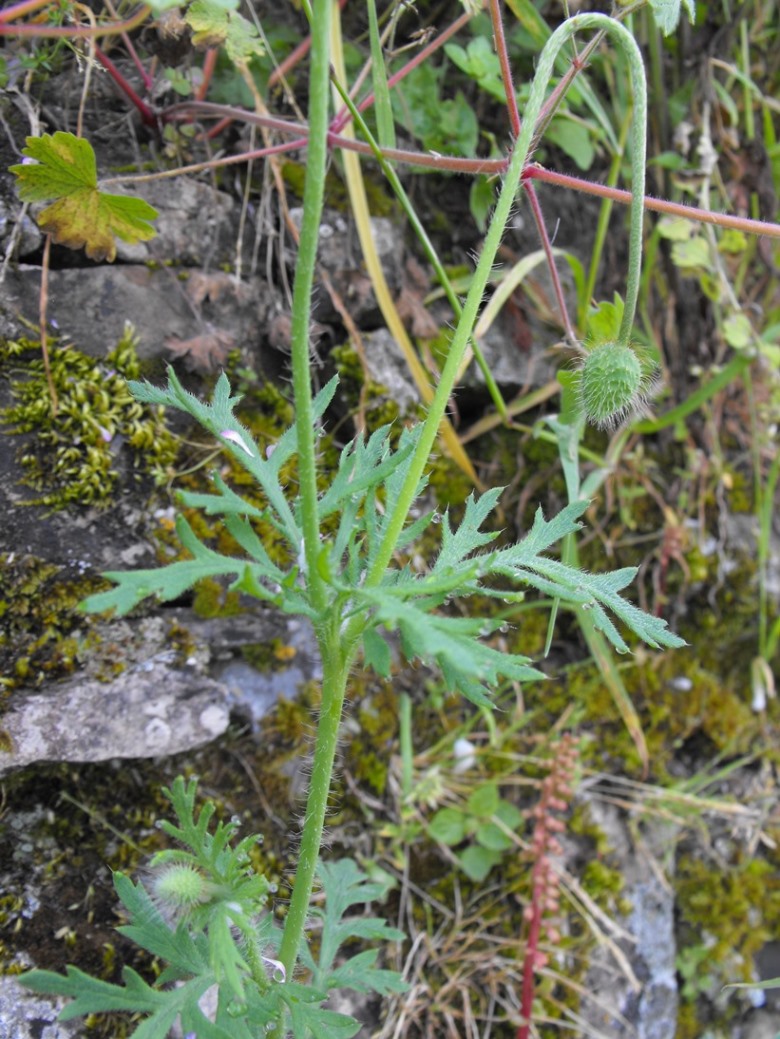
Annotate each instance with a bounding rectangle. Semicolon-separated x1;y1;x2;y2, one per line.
445;38;505;101
466;783;500;818
585;295;624;343
185;0;265;65
475;820;514;851
648;0;696;35
429;807;468;846
10;132;157;262
657;215;694;241
546;115;595;171
457;845;503;883
671;236;711;270
723;312;753;349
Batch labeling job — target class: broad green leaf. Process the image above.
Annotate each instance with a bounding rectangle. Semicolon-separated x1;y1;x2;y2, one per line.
457;845;502;882
185;0;265;65
445;38;505;101
657;216;694;241
647;0;696;36
546;115;595;171
10;132;157;262
466;783;500;818
586;295;624;343
429;807;468;845
723;312;753;349
671;236;711;270
475;820;515;851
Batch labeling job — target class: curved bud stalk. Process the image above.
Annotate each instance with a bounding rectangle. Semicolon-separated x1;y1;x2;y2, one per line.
365;12;649;585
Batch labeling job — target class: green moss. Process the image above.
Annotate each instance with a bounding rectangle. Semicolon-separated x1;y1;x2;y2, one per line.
0;325;178;509
331;342;406;432
676;855;780;967
280;160;397;217
191;576;242;618
0;553;106;696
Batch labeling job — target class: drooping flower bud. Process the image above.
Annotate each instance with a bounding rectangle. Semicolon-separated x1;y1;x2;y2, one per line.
579;341;644;428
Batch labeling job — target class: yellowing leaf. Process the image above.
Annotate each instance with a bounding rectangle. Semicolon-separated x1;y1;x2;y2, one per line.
10;132;157;262
185;0;264;65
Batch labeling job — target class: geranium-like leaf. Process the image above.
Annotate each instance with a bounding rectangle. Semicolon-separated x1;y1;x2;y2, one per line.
10;132;157;261
185;0;265;65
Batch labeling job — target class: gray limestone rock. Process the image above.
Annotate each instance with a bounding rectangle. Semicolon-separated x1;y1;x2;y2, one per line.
0;659;230;776
576;799;679;1039
0;976;83;1039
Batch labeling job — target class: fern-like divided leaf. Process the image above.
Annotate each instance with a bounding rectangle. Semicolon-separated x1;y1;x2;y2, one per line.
355;495;684;702
299;859;407;998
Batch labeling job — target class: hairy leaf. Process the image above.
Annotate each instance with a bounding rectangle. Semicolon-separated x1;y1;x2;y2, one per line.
299;860;406;998
648;0;696;35
10;132;157;261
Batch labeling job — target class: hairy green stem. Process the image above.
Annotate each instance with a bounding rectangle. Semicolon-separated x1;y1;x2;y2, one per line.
288;0;332;615
277;636;350;977
362;13;647;589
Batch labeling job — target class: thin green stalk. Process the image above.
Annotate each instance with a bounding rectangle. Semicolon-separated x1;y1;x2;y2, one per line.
277;637;351;975
288;0;332;615
328;75;510;423
362;13;648;590
581;109;631;328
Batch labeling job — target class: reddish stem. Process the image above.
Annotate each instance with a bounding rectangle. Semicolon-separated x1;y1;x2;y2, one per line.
196;48;218;102
489;0;521;137
95;46;158;127
518;874;544;1039
121;28;153;92
525;164;780;238
526;180;577;342
488;0;575;341
0;4;150;37
165;100;780;239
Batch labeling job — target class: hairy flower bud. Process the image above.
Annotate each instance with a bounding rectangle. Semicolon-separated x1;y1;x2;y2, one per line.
579;341;644;428
152;864;211;919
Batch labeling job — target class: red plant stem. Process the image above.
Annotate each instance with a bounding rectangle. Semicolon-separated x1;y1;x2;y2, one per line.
489;0;521;137
196;48;218;102
0;4;150;36
121;29;153;92
526;180;577;342
524;164;780;238
518;875;544;1039
488;0;575;340
101;135;312;185
95;46;157;127
159;101;780;240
